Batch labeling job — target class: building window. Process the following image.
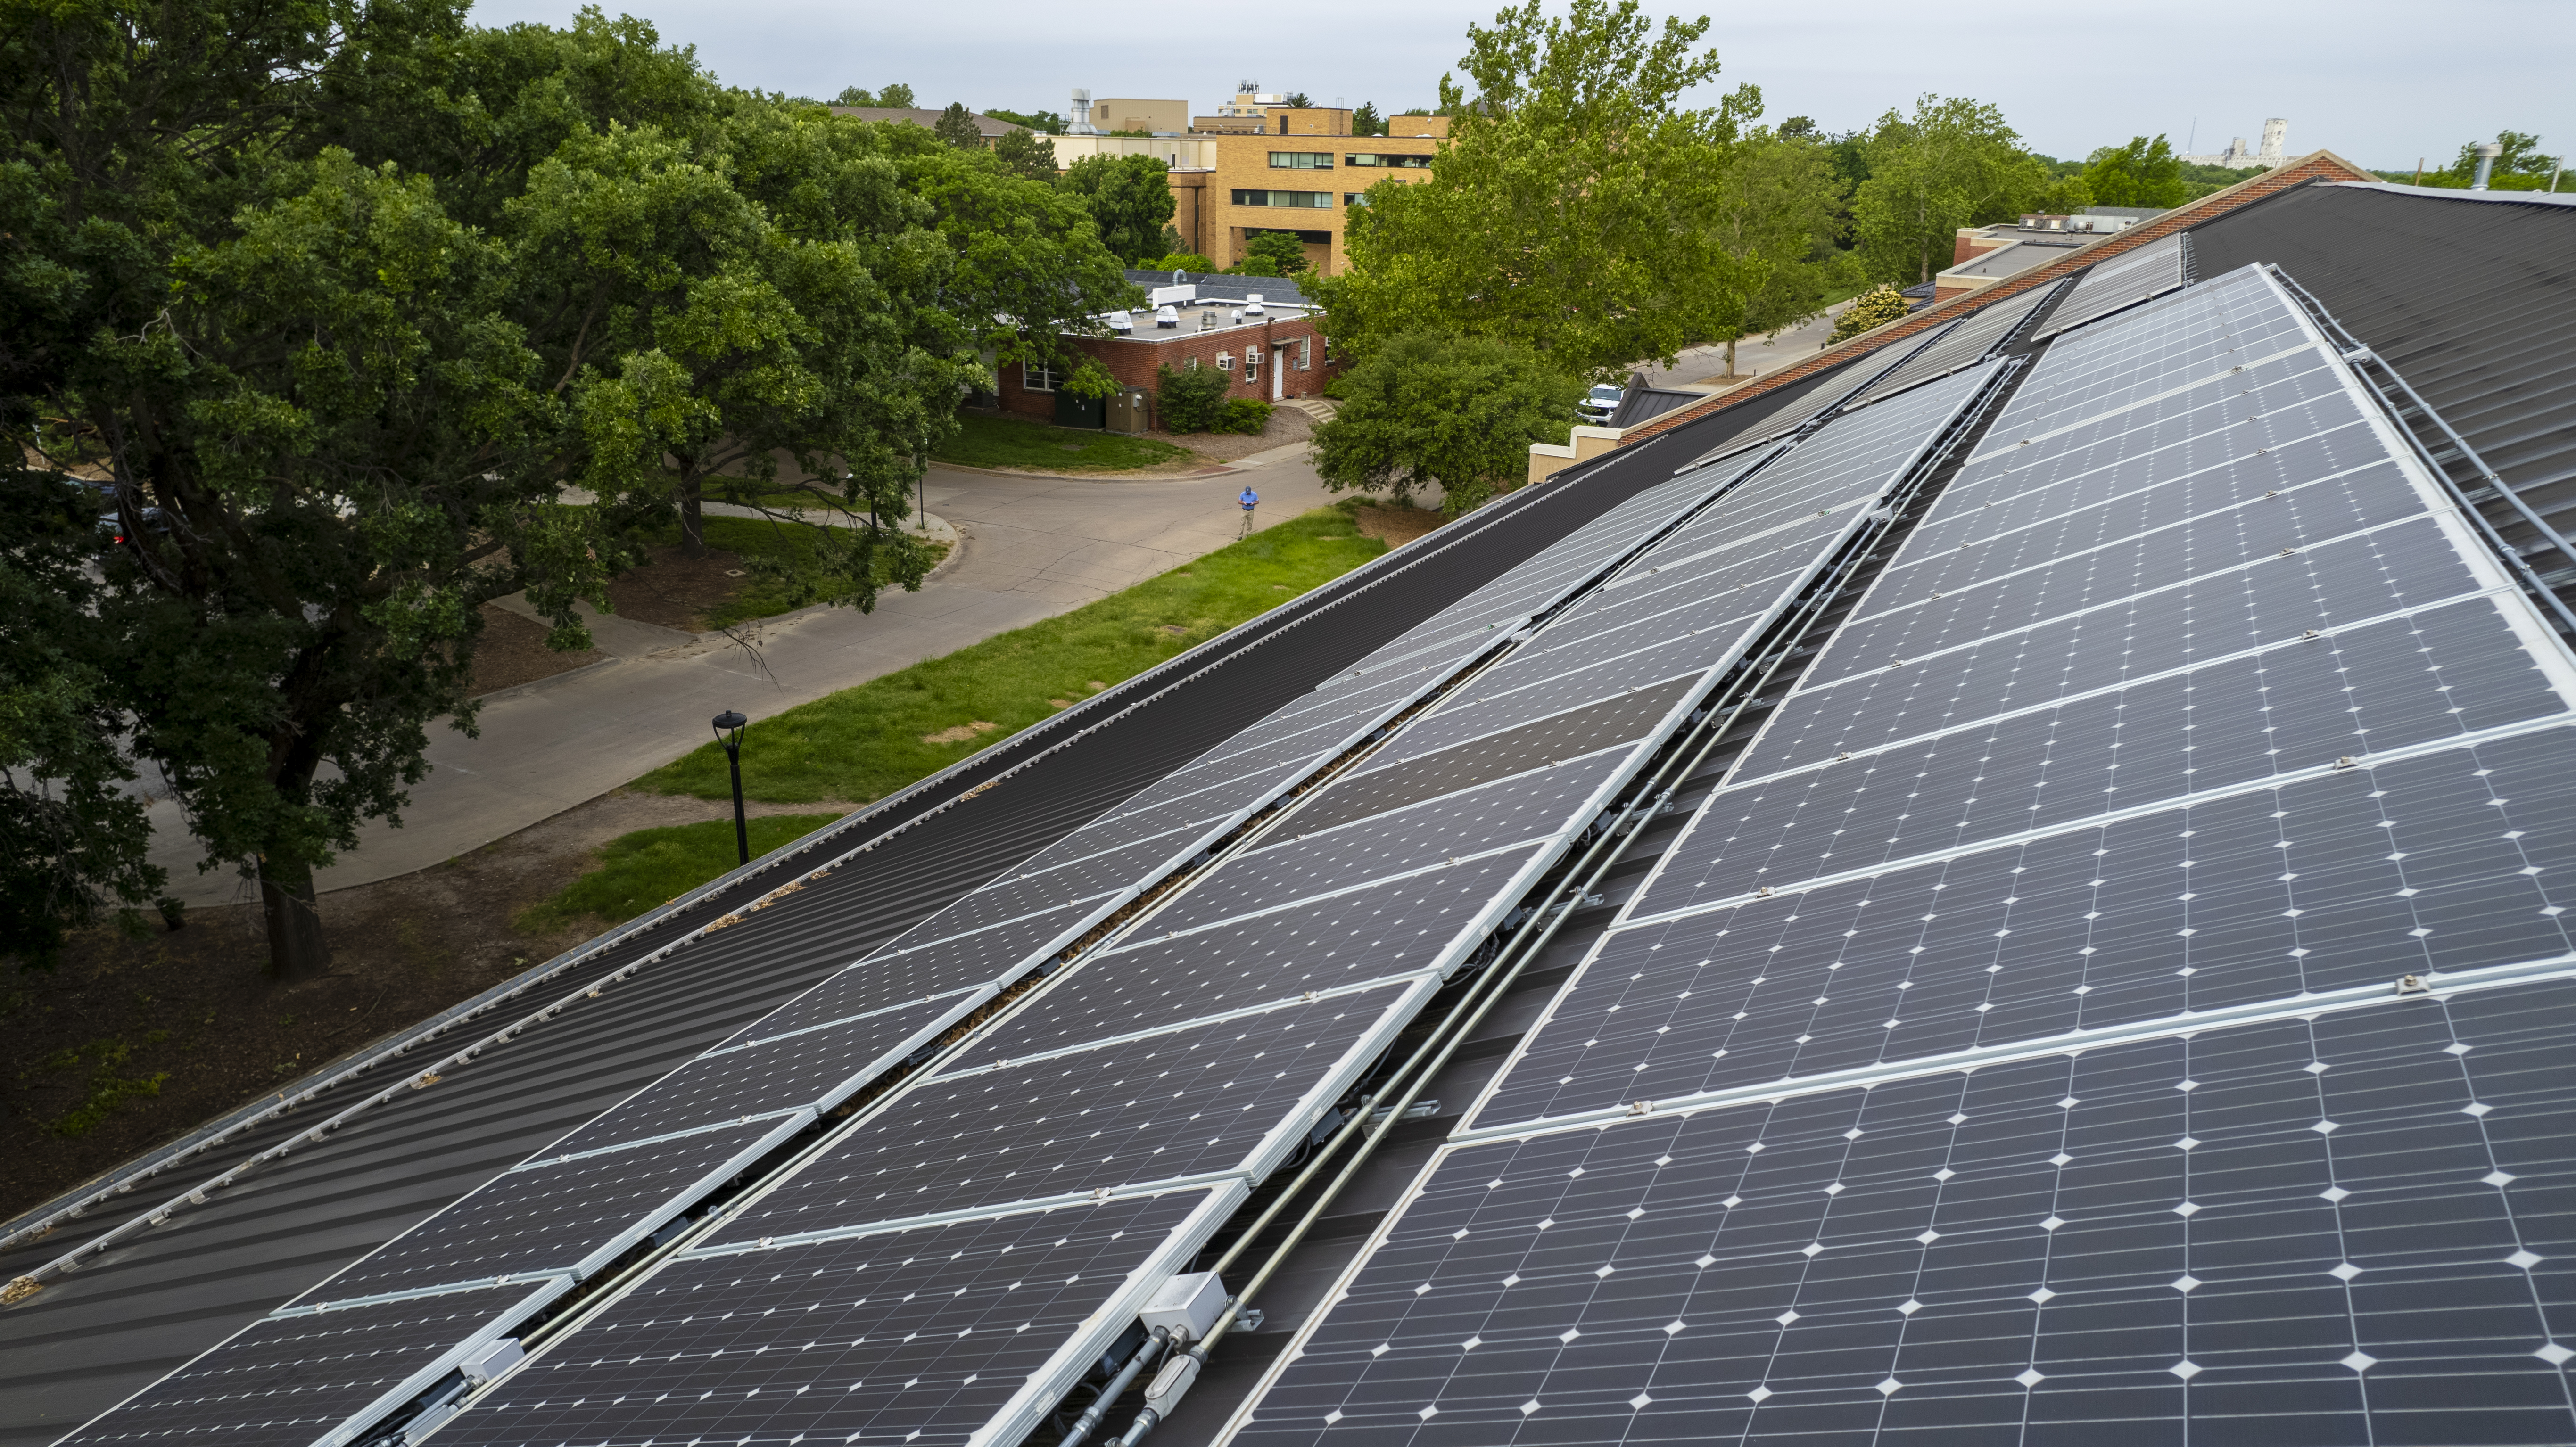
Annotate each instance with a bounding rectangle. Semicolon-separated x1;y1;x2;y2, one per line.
1345;153;1431;169
1231;189;1333;208
1245;348;1261;380
1344;193;1368;206
1216;352;1234;372
1269;152;1333;169
1024;358;1062;392
1298;337;1312;370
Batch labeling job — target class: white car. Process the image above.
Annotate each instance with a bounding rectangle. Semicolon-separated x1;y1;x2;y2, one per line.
1577;382;1623;424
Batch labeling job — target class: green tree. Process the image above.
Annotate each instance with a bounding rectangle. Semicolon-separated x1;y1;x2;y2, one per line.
1150;251;1217;273
1353;102;1387;137
1284;91;1314;108
0;1;1125;980
835;85;876;105
933;101;983;149
1244;231;1311;275
1706;127;1848;377
0;543;165;967
1313;332;1582;515
1314;0;1767;378
1852;95;2046;284
2081;134;2187;208
991;126;1060;181
1059;152;1178;263
876;82;916;109
985;107;1066;134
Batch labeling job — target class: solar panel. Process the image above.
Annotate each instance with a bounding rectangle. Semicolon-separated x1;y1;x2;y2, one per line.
1841;278;2069;410
1229;974;2576;1447
1383;366;2002;766
707;979;1435;1242
2033;231;2188;340
1476;724;2576;1127
1667;328;1968;476
317;1119;789;1299
58;1278;570;1447
431;1188;1238;1447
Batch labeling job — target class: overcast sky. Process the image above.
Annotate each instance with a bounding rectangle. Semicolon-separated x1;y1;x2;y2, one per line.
471;0;2570;172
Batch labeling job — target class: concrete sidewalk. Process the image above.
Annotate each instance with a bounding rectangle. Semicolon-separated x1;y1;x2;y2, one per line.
147;448;1339;905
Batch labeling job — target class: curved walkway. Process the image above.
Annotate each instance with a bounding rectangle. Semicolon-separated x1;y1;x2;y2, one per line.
145;446;1337;904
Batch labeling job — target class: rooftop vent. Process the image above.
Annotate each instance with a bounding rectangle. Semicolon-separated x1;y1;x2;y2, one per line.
1150;284;1197;308
1108;312;1134;332
1154;304;1178;329
1244;294;1265;316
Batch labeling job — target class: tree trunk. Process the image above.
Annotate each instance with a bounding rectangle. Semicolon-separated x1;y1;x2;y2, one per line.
678;472;709;559
1724;333;1740;378
260;855;330;981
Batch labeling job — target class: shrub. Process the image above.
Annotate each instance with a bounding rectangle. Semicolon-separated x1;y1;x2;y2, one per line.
1830;283;1911;342
1148;252;1217;273
1243;231;1310;276
1216;398;1271;434
1155;362;1233;432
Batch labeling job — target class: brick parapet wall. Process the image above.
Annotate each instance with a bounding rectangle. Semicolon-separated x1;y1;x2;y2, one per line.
1617;152;2376;449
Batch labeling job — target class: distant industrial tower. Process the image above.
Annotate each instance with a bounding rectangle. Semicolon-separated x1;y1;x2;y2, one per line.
2183;117;2288;169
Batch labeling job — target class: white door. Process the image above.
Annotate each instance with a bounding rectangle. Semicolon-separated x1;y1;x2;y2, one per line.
1271;345;1286;401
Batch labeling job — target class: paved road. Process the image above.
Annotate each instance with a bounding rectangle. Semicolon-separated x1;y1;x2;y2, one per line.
145;445;1338;905
1631;301;1853;394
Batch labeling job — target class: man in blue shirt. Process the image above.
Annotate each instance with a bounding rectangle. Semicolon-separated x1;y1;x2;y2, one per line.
1237;485;1258;537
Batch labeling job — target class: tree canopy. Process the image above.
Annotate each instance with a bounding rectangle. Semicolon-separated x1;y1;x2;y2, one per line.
990;126;1060;182
1313;0;1771;379
1706;127;1851;375
933;101;983;148
0;0;1131;978
1058;152;1178;263
1852;95;2047;285
2419;131;2562;190
1352;102;1387;137
1312;333;1581;515
2081;134;2188;208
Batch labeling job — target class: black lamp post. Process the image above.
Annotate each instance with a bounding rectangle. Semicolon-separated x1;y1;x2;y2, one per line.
712;710;750;866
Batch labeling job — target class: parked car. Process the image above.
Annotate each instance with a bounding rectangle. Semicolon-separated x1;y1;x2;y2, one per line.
98;504;167;547
1577;382;1623;424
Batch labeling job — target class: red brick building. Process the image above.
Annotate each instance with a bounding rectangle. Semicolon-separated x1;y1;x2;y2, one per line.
993;284;1339;431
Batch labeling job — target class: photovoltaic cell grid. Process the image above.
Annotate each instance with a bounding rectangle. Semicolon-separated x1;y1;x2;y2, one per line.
58;1281;563;1447
1376;365;2000;770
1842;279;2069;410
432;1191;1223;1447
1234;976;2576;1447
1616;266;2575;930
708;981;1429;1242
1217;263;2576;1444
2033;231;2187;340
1673;332;1953;475
1478;723;2576;1126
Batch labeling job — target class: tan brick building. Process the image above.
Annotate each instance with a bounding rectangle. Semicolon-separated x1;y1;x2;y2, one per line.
1047;101;1449;275
993;285;1341;430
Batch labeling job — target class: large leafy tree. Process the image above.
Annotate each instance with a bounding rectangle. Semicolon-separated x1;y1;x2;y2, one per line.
2081;134;2188;208
0;0;1128;978
1312;0;1767;378
1058;152;1177;264
1852;94;2046;284
1312;332;1581;515
990;126;1058;182
2423;130;2561;190
1706;127;1849;377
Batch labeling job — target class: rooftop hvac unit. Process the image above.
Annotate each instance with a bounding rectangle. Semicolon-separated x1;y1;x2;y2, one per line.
1155;305;1179;329
1108;312;1134;332
1149;284;1197;307
1244;294;1265;315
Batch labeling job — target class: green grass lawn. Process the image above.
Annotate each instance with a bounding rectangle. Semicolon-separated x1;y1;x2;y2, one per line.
635;507;1386;805
516;813;848;932
932;413;1193;473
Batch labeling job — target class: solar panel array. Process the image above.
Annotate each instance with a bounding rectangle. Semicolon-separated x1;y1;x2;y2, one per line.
2033;232;2188;340
1671;329;1956;475
401;344;2008;1447
58;420;1835;1447
1216;263;2576;1445
1841;279;2069;411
